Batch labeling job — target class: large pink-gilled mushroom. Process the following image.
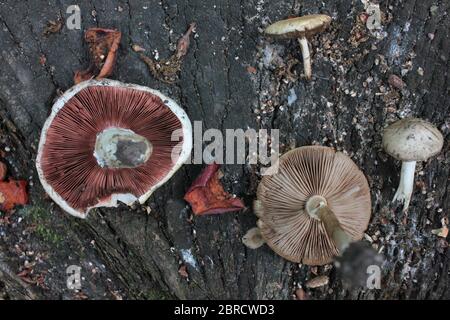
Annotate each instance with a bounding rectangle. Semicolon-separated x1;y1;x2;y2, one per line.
36;79;192;218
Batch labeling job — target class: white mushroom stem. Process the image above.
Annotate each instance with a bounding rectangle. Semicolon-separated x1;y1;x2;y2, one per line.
307;197;352;253
393;160;416;212
298;36;312;80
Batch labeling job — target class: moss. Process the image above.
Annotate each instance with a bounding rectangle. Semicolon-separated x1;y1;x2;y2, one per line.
21;205;63;246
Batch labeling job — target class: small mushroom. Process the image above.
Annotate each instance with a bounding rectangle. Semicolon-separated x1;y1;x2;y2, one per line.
264;14;332;80
305;275;329;289
255;146;371;265
382;118;444;212
242;226;265;249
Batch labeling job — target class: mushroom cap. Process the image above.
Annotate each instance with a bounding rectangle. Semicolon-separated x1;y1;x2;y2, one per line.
264;14;332;39
382;118;444;161
242;227;265;249
256;146;371;265
36;79;192;218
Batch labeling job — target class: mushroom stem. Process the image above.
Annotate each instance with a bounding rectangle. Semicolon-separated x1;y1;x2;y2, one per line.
316;202;352;253
393;160;416;212
298;36;312;80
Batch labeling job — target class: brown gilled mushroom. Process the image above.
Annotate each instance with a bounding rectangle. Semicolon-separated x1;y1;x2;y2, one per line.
264;14;332;80
36;79;192;218
252;146;371;265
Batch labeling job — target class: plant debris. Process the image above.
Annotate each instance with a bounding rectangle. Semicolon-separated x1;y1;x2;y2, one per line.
184;163;245;215
305;275;329;289
140;23;196;84
388;74;405;89
17;268;46;288
432;218;449;238
74;28;122;84
0;161;7;181
178;264;188;278
247;66;257;74
0;180;28;211
43;18;63;36
132;44;146;52
295;287;308;300
348;12;370;47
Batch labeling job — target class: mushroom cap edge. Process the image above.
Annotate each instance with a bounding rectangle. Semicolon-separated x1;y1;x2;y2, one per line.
35;78;193;218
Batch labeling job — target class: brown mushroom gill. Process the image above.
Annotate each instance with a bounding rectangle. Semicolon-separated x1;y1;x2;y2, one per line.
255;146;371;265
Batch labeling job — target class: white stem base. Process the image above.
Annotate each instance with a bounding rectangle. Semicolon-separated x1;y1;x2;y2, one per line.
298;37;312;80
393;161;416;212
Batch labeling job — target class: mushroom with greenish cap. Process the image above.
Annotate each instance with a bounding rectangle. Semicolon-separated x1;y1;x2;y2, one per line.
382;118;444;212
264;14;332;80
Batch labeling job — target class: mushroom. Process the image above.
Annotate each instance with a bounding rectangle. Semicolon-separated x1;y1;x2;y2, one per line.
242;226;265;249
253;146;371;265
36;79;192;218
264;14;332;80
382;118;444;212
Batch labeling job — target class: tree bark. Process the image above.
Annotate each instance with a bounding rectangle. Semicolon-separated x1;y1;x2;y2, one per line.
0;0;448;299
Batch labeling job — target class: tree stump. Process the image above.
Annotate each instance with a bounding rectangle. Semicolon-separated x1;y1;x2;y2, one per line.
0;0;448;299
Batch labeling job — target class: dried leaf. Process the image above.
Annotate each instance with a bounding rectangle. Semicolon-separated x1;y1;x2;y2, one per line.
39;54;47;66
178;264;188;278
0;180;28;211
432;218;448;238
74;28;122;84
132;44;146;52
247;66;257;74
176;22;196;59
74;292;89;300
140;54;181;84
0;161;7;181
295;287;308;300
432;227;448;238
140;23;195;84
184;163;245;215
43;18;63;36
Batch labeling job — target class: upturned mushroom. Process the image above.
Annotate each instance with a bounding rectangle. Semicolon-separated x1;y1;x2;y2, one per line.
382;118;444;212
264;14;332;80
36;79;192;218
244;146;371;265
